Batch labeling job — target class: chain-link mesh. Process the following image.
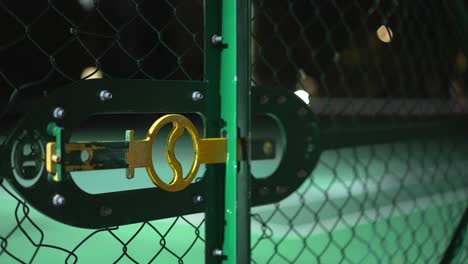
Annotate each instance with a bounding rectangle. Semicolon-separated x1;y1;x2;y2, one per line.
0;180;205;263
0;0;204;123
1;0;205;263
251;0;468;263
3;0;468;263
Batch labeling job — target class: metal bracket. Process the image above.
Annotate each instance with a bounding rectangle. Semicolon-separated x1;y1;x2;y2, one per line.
1;80;319;228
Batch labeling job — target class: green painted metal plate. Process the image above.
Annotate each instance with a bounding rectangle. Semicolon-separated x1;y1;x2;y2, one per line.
0;80;319;228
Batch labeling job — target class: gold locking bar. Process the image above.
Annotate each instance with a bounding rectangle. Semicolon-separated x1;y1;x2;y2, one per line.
46;114;228;192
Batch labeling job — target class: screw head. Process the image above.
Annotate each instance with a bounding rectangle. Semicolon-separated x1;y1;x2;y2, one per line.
192;91;204;101
275;185;287;194
277;96;287;104
259;186;271;196
211;35;223;45
99;90;113;101
297;107;308;116
52;194;65;207
260;95;269;104
100;206;113;217
212;249;223;256
297;170;308;179
193;195;204;204
53;107;65;119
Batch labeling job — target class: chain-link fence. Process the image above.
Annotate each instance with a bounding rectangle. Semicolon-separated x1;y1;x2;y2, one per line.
251;0;468;263
0;0;204;126
2;0;468;263
1;0;206;263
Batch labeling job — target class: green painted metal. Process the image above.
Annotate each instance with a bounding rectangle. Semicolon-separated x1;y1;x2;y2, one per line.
204;0;225;263
2;80;208;228
235;0;252;262
4;76;466;233
250;86;320;206
220;0;239;262
1;77;318;230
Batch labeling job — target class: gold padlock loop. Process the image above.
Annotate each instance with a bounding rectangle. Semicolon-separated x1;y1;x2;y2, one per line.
145;114;202;192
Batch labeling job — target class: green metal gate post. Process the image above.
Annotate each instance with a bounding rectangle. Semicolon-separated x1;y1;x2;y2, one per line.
221;0;251;263
205;0;225;263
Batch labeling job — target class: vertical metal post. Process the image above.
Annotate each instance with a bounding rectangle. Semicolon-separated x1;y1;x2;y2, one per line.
220;0;239;261
204;0;225;264
221;0;251;263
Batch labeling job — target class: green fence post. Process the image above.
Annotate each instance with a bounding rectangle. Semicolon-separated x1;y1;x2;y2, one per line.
204;0;225;263
221;1;251;263
220;0;239;262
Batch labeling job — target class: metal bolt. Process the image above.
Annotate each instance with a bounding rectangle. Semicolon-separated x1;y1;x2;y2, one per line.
192;91;204;101
297;107;308;116
53;107;65;119
277;96;287;104
297;170;308;179
100;206;113;217
260;95;269;104
259;186;270;196
51;154;61;163
52;194;65;207
276;185;287;194
193;195;204;204
211;35;223;45
212;249;223;257
99;90;113;101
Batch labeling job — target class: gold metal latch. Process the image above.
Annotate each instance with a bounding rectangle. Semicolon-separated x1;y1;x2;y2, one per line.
46;114;227;192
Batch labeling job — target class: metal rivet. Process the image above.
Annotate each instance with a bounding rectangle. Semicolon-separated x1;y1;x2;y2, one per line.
259;186;270;196
53;107;65;119
51;155;61;163
193;195;204;204
99;90;113;101
276;186;287;194
52;194;65;207
211;35;223;45
297;107;308;116
192;91;204;101
260;95;269;104
297;170;308;179
212;249;223;256
277;96;287;104
100;206;112;217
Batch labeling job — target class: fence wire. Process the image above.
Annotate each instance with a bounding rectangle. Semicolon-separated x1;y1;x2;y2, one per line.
1;0;205;263
2;0;468;263
0;0;204;124
251;0;468;263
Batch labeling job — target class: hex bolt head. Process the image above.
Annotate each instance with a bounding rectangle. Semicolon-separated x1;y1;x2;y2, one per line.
259;186;271;196
52;194;65;207
100;206;113;217
212;249;223;257
53;107;65;119
99;90;113;101
192;91;204;101
193;195;204;204
211;34;223;45
259;95;269;104
297;170;308;179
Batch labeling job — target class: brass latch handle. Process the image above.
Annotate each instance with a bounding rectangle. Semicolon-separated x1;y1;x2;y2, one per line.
46;114;227;192
126;114;226;192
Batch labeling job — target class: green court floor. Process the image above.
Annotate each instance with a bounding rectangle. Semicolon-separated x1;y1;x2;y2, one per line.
1;138;467;263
